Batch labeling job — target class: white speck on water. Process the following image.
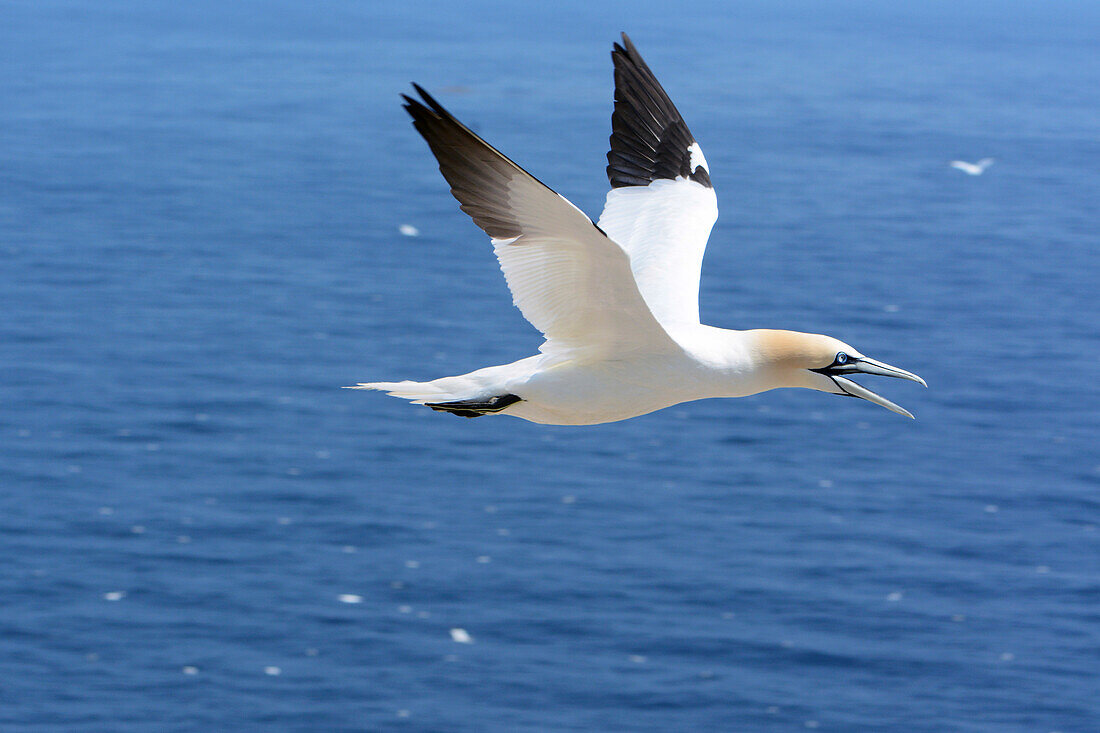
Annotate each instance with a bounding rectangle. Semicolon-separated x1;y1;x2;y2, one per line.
984;504;999;514
476;555;491;564
765;706;780;714
145;442;160;451
338;594;363;604
483;505;497;513
698;669;715;679
443;654;458;662
805;721;820;729
305;648;319;656
721;612;735;619
1000;652;1015;662
67;464;81;473
780;640;794;649
131;525;146;534
286;468;301;476
398;224;420;237
277;517;292;525
628;654;647;664
264;666;282;676
104;591;126;601
421;521;438;530
416;610;430;619
341;545;357;554
194;412;210;422
818;479;834;489
391;581;405;589
450;628;473;644
951;614;966;623
404;560;420;569
1036;565;1051;574
496;528;510;536
396;709;411;718
86;653;99;662
398;605;412;614
315;450;330;459
98;507;114;516
182;666;199;675
177;535;191;544
561;495;577;504
886;591;904;602
884;304;900;312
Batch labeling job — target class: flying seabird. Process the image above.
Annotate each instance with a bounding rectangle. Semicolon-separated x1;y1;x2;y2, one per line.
949;158;995;175
352;34;925;425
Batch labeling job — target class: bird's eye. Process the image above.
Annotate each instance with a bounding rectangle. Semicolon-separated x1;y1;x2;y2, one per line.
835;352;849;365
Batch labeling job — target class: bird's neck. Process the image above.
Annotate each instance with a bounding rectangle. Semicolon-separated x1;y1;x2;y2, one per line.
682;327;823;398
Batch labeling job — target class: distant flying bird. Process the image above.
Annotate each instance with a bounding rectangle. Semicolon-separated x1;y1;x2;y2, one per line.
352;34;925;425
949;158;995;175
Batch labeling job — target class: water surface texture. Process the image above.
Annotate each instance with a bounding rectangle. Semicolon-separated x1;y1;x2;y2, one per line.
3;1;1098;731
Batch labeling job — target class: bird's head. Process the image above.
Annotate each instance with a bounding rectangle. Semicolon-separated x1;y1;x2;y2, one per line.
750;330;926;418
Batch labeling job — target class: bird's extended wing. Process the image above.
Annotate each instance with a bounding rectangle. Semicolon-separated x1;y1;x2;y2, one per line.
403;85;675;357
597;33;719;330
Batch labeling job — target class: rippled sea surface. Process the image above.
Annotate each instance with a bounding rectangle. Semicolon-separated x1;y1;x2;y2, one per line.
3;1;1098;731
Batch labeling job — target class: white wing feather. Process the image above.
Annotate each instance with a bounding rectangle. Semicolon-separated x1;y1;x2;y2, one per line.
402;86;675;358
489;187;675;356
597;178;718;329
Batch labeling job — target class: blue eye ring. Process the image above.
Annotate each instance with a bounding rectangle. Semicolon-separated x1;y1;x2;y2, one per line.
836;352;849;365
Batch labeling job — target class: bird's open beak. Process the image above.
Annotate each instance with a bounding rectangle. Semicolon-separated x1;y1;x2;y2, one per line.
814;358;926;419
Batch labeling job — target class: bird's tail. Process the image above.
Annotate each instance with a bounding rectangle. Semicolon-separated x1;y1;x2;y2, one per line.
345;379;456;405
348;358;542;418
347;378;522;419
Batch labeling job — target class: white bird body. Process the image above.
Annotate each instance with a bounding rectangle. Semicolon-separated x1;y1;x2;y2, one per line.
950;158;995;175
354;35;925;425
375;326;765;426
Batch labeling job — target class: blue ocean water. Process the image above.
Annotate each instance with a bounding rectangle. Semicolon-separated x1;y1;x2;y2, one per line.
2;1;1098;730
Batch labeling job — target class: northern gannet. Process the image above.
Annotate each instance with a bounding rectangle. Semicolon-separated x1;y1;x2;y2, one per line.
352;34;925;425
949;158;995;175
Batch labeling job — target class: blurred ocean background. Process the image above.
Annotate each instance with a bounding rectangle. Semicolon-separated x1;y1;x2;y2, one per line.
2;1;1098;731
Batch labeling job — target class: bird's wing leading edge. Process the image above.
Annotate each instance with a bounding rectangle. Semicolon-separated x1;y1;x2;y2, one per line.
597;33;719;330
402;84;675;357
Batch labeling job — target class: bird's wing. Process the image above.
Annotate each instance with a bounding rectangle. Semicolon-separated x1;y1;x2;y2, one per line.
596;33;719;330
403;85;676;357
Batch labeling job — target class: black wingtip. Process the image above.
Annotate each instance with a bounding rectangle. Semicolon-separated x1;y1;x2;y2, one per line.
605;33;712;189
409;82;450;118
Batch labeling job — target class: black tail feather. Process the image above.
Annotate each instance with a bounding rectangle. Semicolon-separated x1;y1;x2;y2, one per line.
425;394;522;418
